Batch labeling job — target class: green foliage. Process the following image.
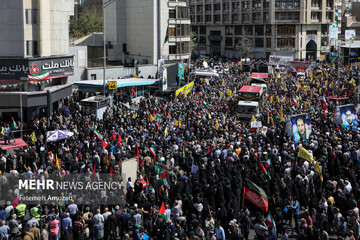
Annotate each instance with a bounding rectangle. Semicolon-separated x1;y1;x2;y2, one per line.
190;31;197;54
70;9;103;39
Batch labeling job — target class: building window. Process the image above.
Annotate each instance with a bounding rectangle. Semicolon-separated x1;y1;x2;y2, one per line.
242;13;250;21
287;13;292;19
281;1;286;8
294;0;300;7
233;14;240;22
277;38;295;48
214;15;220;22
197;15;203;22
91;74;97;80
264;0;270;8
280;13;286;19
278;26;296;35
275;13;280;20
242;2;250;9
25;9;37;24
311;12;319;19
223;2;230;11
223;14;230;22
266;38;272;48
275;0;280;7
177;7;189;19
293;12;299;19
200;27;206;34
205;4;212;12
255;38;264;47
255;26;264;35
233;2;240;10
235;26;242;35
169;10;176;19
253;13;261;21
199;36;206;43
245;26;253;35
214;3;221;11
226;26;234;35
169;27;176;37
225;37;233;46
26;40;38;56
205;15;212;22
169;45;177;54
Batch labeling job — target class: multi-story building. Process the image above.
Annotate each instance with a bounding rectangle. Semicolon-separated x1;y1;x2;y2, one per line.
0;0;74;122
189;0;339;60
106;0;191;65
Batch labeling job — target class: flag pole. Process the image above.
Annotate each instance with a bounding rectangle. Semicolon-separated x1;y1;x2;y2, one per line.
242;186;245;209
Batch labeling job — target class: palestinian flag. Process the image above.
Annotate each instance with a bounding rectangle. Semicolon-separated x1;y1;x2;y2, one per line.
158;202;167;222
28;70;49;81
266;212;276;234
291;97;298;106
263;159;271;168
159;170;168;186
94;129;103;140
260;162;268;175
201;114;207;121
243;179;268;212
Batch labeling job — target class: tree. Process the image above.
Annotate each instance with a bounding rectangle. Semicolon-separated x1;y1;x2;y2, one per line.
190;31;198;55
70;8;103;39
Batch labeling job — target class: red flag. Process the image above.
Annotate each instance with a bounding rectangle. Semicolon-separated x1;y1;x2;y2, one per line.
134;144;140;157
146;175;149;186
139;158;144;166
93;164;96;180
260;163;268;175
158;123;160;130
110;167;115;175
153;109;156;115
336;126;340;130
117;161;121;167
111;132;116;140
132;88;136;96
101;140;108;148
118;135;122;144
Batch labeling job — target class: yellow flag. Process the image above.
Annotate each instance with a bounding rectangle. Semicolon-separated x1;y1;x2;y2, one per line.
24;165;28;172
251;115;257;122
179;120;182;129
1;127;3;135
226;124;228;130
92;122;94;129
208;112;212;119
119;108;123;116
215;119;219;130
56;154;60;170
276;96;280;103
280;105;283;122
314;161;323;182
164;127;168;137
150;114;154;122
277;73;281;79
133;113;136;119
270;96;273;104
174;119;178;127
267;113;270;125
222;113;226;124
298;147;313;163
350;65;353;71
30;131;37;144
222;79;225;86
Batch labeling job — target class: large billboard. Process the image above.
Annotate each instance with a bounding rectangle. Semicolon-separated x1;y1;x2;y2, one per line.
269;55;294;65
290;114;312;143
290;61;312;72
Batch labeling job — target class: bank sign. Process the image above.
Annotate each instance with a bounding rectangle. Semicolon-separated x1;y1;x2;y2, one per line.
0;56;74;81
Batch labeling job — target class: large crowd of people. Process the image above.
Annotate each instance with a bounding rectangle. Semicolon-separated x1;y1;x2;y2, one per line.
0;59;360;240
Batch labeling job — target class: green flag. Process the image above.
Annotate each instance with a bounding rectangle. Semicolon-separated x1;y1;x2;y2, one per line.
164;26;169;44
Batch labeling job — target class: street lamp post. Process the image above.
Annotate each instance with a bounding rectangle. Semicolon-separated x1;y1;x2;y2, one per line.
103;0;115;96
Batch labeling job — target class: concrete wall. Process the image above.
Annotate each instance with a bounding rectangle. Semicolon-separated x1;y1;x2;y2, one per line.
85;65;157;80
68;45;88;83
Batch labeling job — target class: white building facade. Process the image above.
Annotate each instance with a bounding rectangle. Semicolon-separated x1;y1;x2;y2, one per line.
106;0;191;65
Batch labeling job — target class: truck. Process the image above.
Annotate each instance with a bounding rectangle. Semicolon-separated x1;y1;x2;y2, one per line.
235;86;264;119
237;101;261;119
